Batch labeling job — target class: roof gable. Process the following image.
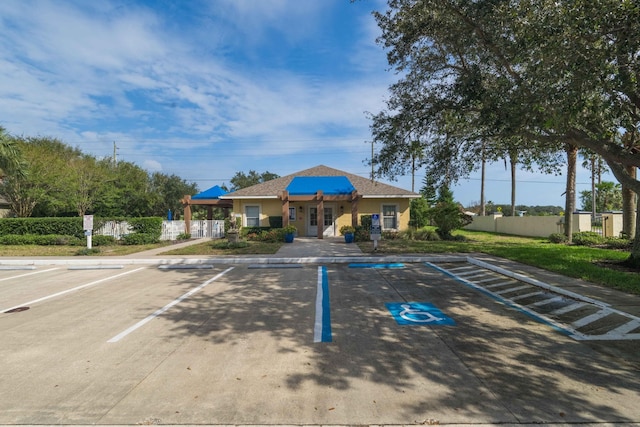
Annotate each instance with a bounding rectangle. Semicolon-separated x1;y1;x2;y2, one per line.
223;165;419;198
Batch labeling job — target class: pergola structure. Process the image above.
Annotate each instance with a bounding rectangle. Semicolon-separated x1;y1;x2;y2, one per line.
180;185;232;235
279;176;359;239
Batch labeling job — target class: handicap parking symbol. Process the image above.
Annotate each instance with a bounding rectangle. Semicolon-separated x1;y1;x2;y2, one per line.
386;302;455;326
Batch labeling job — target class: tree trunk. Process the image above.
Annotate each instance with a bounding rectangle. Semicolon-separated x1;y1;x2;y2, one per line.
564;143;578;243
622;166;637;239
509;150;517;216
480;143;486;216
590;156;596;220
627;196;640;268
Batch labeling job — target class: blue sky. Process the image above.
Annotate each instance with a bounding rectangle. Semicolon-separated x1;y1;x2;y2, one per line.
0;0;607;208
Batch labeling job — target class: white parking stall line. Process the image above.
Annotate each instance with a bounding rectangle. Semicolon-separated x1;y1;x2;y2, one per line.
454;270;486;278
494;285;530;295
456;272;492;281
551;302;586;315
2;267;146;313
529;296;564;307
0;267;60;283
446;266;476;273
571;309;611;328
107;267;234;343
607;319;640;335
510;291;545;302
474;277;503;284
484;281;516;289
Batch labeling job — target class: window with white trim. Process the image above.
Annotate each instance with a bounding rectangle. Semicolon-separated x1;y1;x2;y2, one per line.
382;204;398;230
245;205;260;227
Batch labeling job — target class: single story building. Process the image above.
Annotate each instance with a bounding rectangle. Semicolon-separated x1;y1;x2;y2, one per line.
221;165;420;238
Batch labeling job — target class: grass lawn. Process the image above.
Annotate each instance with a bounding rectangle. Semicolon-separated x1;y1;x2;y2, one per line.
160;240;284;256
357;229;640;295
0;242;174;257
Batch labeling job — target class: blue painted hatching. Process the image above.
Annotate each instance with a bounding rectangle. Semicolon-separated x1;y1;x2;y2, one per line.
348;263;405;269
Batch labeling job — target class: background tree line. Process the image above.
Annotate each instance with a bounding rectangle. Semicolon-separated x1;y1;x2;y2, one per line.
0;128;198;218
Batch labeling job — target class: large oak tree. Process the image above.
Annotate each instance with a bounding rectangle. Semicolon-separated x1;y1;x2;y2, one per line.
372;0;640;262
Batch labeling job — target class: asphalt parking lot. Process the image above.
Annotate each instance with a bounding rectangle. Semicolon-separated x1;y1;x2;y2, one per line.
1;256;639;426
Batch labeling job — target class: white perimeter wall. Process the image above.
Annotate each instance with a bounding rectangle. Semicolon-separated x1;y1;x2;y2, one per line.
464;213;621;237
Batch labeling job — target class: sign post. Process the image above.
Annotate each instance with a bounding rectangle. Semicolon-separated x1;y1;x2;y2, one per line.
370;213;381;251
83;215;94;249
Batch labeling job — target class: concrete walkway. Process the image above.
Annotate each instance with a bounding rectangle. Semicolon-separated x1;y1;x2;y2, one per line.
123;236;366;260
114;236;362;259
273;236;363;257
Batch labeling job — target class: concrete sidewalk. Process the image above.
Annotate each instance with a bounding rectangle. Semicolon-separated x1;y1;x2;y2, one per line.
123;236;365;259
273;236;364;257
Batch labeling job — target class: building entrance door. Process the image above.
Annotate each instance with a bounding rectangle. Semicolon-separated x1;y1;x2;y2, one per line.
307;206;335;237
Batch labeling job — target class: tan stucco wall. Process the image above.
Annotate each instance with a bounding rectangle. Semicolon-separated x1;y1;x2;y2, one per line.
232;199;281;227
232;197;412;236
357;198;411;231
464;212;617;237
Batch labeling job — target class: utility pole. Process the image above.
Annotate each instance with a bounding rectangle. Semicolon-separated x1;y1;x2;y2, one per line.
113;142;118;167
371;140;374;182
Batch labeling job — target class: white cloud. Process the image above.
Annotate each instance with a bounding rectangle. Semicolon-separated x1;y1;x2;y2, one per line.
0;0;404;192
143;159;163;171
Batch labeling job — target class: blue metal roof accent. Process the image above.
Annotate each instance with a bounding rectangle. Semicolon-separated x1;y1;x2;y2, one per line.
192;185;227;200
286;176;355;196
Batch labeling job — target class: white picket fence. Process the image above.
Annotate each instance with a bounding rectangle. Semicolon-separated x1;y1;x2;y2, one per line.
94;220;225;241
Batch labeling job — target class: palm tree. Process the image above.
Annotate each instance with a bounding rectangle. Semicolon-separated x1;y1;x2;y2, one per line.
0;127;27;178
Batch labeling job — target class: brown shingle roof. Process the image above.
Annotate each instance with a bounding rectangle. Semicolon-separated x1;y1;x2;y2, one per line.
223;165;419;198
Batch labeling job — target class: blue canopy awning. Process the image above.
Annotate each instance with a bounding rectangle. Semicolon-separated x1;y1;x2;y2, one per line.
286;176;355;196
192;185;227;200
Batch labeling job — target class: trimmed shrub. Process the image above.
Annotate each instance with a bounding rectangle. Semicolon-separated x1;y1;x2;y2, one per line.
0;234;83;245
572;231;606;246
548;233;568;244
121;217;162;244
0;234;37;245
128;217;162;238
0;217;83;237
354;215;372;242
245;229;282;243
382;230;400;240
92;235;117;246
604;237;631;250
241;226;271;236
121;233;159;245
354;225;369;242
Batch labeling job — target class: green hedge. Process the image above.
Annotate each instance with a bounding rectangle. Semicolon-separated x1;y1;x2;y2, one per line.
0;234;84;246
0;217;163;245
121;217;162;245
241;226;272;236
0;217;84;237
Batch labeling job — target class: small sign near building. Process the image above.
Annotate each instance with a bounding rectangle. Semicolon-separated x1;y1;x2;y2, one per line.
371;213;381;250
83;215;94;249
